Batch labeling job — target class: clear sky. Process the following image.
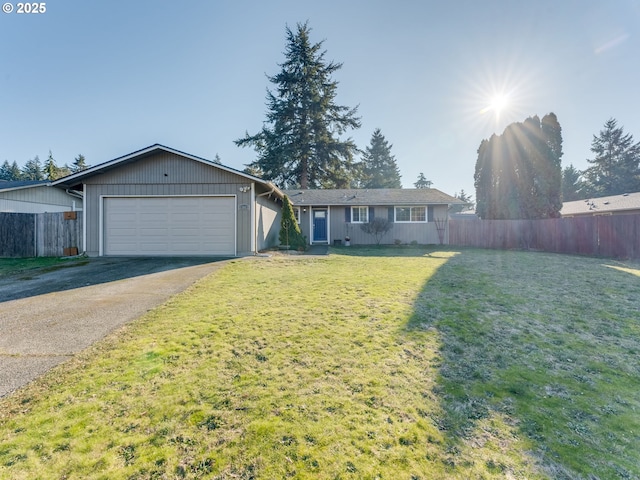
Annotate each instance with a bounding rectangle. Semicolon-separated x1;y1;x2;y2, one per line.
2;0;639;197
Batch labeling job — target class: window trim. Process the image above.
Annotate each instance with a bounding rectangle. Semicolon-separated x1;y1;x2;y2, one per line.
394;206;428;223
351;206;369;223
293;206;301;224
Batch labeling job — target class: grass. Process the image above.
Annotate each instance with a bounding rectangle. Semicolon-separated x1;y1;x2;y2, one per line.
0;256;87;279
0;247;639;479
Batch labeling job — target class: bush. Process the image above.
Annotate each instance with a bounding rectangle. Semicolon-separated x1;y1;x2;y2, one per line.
280;195;306;250
360;217;392;245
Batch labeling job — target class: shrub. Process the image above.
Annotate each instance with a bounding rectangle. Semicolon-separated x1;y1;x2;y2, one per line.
280;195;306;250
360;217;392;245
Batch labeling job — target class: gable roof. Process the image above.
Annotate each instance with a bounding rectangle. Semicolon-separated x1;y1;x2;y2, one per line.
51;144;283;197
283;188;462;206
0;180;49;192
561;192;640;216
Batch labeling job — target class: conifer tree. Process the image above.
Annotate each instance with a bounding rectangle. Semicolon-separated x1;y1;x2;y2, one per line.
361;128;402;188
279;195;306;249
21;156;44;180
236;22;361;189
413;172;433;189
474;113;563;219
0;160;22;181
583;118;640;196
44;150;59;180
562;164;586;201
71;154;89;173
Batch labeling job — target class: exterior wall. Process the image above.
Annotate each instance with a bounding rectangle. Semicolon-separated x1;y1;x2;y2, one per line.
0;187;81;213
298;204;450;245
83;152;256;256
256;194;281;251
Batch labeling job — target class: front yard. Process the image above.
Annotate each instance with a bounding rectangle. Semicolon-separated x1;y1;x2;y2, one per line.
1;247;639;479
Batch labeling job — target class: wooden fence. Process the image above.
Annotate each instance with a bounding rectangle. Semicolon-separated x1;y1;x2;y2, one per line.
0;212;83;258
449;214;640;259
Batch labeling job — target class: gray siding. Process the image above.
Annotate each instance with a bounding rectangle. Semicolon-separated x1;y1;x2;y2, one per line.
299;205;450;245
0;186;80;213
256;194;281;251
84;152;257;256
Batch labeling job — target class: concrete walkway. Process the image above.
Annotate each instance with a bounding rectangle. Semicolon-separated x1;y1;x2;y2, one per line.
0;258;227;398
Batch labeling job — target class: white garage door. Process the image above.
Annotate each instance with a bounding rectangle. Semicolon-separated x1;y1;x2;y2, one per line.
104;196;236;256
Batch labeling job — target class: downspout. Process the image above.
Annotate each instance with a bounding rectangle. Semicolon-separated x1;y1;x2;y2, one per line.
66;188;83;200
251;182;256;255
82;184;87;255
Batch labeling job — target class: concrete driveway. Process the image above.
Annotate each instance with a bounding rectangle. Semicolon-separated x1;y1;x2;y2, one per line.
0;257;229;398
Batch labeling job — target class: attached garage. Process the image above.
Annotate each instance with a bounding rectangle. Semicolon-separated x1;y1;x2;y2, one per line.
52;144;284;257
103;196;236;256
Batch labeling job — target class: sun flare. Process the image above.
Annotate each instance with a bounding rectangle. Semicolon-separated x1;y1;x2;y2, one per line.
488;93;509;114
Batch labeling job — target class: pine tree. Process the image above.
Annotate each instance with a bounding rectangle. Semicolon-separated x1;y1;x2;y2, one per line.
22;156;44;180
44;150;59;180
0;160;22;181
413;172;433;189
583;118;640;196
71;154;89;173
236;22;361;189
450;189;474;213
360;129;402;188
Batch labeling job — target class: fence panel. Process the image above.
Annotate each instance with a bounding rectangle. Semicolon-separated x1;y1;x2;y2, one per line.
0;213;36;257
1;212;82;257
450;214;640;259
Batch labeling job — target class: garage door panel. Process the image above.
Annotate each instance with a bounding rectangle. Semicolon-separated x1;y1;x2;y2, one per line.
104;197;236;256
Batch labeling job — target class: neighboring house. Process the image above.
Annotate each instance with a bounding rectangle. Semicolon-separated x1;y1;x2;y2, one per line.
283;188;462;245
561;192;640;217
0;180;82;213
52;144;284;257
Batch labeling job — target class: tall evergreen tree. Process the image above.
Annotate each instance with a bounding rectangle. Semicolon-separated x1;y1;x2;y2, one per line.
0;160;23;181
44;150;59;180
474;113;563;219
583;118;640;196
235;22;361;189
413;172;433;189
360;128;402;188
21;156;44;180
71;154;89;173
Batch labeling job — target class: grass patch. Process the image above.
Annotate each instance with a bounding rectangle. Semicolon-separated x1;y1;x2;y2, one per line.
0;257;87;279
0;247;638;479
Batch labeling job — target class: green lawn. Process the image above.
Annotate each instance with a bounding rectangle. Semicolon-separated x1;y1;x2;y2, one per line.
1;247;639;479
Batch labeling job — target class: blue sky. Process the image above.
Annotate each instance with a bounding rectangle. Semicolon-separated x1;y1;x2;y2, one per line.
2;0;639;197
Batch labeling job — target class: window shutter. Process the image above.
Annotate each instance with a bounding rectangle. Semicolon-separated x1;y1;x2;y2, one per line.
428;206;434;222
388;207;394;222
345;207;351;222
369;206;374;222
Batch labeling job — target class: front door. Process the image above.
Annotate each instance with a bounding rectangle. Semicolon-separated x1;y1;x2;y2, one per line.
312;209;328;243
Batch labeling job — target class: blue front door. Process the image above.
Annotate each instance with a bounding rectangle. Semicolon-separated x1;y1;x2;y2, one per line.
313;209;328;243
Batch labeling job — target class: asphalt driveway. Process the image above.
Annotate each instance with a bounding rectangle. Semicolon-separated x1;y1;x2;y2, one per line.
0;257;229;398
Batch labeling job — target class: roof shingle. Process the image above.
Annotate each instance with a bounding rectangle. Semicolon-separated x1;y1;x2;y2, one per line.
561;192;640;216
283;188;461;206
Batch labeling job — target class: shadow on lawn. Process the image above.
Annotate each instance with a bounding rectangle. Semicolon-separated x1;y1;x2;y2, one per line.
401;248;640;479
329;244;461;258
0;257;228;303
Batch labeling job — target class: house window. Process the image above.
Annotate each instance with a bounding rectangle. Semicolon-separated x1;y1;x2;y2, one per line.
351;206;369;223
395;206;427;222
293;207;301;224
